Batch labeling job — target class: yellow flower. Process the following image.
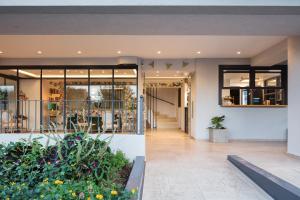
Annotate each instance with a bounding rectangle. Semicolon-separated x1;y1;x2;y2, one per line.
54;180;63;185
96;194;104;199
111;190;118;196
72;192;76;197
131;188;137;194
6;198;10;200
87;197;91;200
69;190;73;193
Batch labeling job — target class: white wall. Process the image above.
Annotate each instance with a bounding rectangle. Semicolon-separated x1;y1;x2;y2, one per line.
251;39;287;66
157;88;178;118
287;37;300;156
19;79;41;130
0;133;145;161
191;58;288;141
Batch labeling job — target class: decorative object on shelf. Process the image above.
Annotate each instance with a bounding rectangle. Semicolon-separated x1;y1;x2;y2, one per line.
165;63;172;69
48;102;58;111
149;60;154;68
48;81;64;101
19;90;28;100
223;96;234;106
182;61;189;68
208;115;229;143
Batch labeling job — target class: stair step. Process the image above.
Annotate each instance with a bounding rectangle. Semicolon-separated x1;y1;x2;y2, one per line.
156;118;177;122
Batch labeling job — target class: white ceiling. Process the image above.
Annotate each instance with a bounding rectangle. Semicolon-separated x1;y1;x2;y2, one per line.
0;35;285;59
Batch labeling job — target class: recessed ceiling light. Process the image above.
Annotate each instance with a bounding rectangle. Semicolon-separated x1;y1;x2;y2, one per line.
237;51;241;55
37;50;42;55
0;51;3;54
77;50;82;54
197;51;201;54
117;50;122;54
157;51;161;54
116;70;119;73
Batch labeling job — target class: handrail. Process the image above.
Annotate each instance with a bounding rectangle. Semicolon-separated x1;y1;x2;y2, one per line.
146;92;174;106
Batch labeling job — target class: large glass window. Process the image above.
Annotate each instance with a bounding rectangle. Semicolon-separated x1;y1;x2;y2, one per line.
0;69;18;132
42;69;64;131
223;71;250;87
219;66;287;106
19;69;41;132
65;69;89;131
255;70;282;87
0;65;138;133
114;69;137;133
90;69;113;132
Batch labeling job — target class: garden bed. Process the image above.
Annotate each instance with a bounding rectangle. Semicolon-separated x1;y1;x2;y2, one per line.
0;131;145;200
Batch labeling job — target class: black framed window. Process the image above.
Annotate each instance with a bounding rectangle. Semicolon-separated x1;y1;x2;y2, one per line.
219;65;287;107
0;65;138;133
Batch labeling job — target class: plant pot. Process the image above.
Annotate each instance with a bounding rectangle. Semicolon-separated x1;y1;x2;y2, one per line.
208;128;229;143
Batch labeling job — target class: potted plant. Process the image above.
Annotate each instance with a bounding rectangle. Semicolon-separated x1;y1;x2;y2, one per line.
208;115;229;143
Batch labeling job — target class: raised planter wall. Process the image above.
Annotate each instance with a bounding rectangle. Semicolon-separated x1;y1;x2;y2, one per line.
126;156;145;200
228;155;300;200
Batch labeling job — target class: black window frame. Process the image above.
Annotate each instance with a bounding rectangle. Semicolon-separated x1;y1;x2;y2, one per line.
0;64;139;131
219;65;287;106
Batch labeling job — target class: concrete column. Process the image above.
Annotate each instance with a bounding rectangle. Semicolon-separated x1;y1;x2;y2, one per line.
288;37;300;156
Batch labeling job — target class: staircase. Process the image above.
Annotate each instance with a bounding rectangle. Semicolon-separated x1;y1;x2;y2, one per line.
156;113;178;129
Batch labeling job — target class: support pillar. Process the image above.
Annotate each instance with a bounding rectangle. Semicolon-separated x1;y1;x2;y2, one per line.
288;37;300;156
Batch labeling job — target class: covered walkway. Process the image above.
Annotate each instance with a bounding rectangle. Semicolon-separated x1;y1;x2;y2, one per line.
143;129;277;200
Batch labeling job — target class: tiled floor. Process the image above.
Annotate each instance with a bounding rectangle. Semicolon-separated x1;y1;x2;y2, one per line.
142;129;299;200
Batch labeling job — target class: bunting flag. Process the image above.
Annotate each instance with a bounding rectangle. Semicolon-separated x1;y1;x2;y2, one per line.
166;63;172;69
182;61;189;68
149;60;154;68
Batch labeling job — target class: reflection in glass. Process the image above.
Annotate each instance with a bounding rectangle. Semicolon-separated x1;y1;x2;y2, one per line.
0;70;18;132
90;69;113;132
114;69;137;133
255;72;281;87
66;70;89;131
223;72;249;87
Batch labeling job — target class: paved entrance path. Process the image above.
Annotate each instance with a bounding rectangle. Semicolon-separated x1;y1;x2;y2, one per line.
142;129;273;200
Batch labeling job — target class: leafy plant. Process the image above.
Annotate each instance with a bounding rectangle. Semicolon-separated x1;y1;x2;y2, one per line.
0;129;136;200
209;115;225;129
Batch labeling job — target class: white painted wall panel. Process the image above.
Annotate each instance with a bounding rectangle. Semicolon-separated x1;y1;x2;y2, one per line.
192;59;287;141
288;37;300;156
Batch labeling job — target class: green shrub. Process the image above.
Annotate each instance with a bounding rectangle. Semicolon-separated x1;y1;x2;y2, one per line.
0;132;136;200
